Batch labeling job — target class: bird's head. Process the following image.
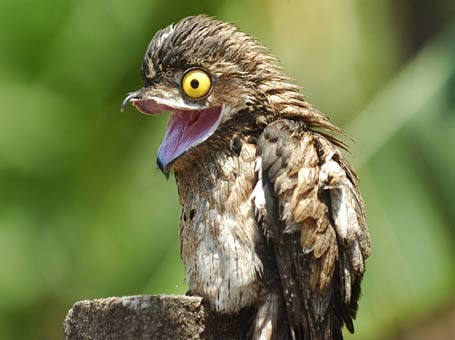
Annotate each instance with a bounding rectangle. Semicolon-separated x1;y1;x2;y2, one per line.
123;15;330;175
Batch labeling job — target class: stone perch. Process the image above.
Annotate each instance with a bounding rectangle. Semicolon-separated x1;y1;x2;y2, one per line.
64;295;254;340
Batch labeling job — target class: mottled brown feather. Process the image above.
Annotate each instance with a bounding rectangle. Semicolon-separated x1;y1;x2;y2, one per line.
257;119;370;339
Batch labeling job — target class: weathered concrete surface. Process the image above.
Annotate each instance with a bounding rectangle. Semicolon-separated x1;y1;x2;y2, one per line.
64;295;253;340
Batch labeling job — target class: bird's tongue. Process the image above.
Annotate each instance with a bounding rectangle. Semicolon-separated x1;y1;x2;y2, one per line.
132;99;222;169
158;107;221;167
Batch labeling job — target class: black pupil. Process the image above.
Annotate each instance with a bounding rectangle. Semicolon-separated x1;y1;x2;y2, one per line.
190;79;199;89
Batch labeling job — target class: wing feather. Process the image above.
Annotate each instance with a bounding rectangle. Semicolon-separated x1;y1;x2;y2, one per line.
255;119;370;339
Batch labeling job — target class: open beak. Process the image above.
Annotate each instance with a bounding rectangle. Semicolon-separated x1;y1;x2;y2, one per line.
122;90;223;176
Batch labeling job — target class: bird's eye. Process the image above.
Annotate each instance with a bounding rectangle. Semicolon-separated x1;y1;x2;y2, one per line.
181;69;212;99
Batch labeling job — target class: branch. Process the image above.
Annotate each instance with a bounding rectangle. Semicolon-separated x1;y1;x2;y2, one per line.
64;295;254;340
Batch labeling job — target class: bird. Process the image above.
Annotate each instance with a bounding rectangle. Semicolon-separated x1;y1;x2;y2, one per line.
123;15;370;340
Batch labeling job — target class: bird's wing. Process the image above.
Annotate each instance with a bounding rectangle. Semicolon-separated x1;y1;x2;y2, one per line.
254;119;370;340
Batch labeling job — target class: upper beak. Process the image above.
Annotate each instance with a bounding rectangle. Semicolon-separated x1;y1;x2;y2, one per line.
121;90;143;111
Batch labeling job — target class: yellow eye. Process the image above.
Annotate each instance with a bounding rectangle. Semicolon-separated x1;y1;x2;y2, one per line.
181;69;212;99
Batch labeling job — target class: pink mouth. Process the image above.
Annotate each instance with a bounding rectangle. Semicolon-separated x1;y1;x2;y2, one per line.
132;99;222;170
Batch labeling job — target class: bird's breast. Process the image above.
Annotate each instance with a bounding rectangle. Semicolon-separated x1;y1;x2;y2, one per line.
177;142;265;313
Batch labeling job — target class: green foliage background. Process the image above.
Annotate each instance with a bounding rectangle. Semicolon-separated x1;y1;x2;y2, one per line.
0;0;453;339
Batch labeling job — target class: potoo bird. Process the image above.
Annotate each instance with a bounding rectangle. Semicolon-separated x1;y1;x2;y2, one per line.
123;15;370;340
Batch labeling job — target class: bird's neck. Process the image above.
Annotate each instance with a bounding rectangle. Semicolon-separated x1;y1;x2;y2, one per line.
256;75;340;134
173;135;258;208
